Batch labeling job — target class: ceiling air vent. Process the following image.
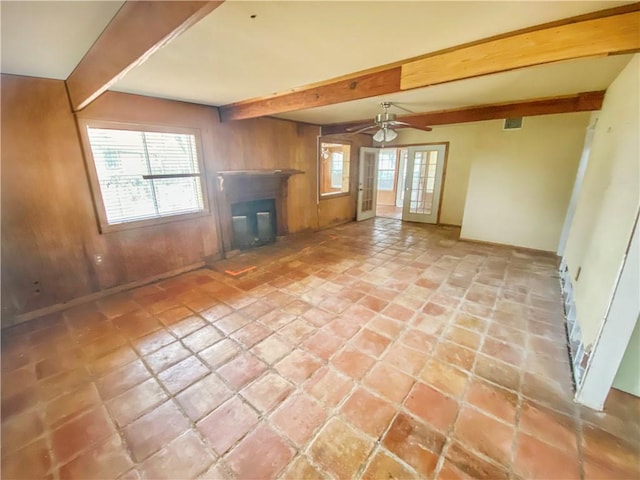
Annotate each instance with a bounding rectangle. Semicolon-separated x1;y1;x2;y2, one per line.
503;117;523;130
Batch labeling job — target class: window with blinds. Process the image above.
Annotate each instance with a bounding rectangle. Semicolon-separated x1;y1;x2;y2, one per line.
85;126;207;229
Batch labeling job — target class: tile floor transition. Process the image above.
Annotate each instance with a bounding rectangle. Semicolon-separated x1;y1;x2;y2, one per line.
1;219;639;480
375;206;403;220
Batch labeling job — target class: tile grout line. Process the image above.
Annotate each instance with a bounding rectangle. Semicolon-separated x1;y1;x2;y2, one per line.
1;222;599;480
62;309;138;479
431;256;492;480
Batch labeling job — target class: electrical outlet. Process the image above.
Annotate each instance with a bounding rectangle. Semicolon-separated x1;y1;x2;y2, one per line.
94;254;104;265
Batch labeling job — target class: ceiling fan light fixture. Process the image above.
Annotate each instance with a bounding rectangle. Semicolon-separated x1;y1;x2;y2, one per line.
351;101;430;139
385;128;398;142
373;127;398;143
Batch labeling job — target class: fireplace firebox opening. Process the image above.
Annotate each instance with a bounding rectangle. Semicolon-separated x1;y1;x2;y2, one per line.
230;198;277;250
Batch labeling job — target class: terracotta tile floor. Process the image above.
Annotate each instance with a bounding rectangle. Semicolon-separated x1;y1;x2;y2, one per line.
2;219;639;479
376;205;403;220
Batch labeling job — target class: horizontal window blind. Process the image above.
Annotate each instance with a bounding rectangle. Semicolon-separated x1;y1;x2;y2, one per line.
87;127;205;225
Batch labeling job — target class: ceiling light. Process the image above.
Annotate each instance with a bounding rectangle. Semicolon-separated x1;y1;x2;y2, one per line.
373;128;385;142
385;128;398;142
373;127;398;143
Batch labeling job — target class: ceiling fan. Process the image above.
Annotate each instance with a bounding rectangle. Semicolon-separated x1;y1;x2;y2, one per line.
347;101;432;142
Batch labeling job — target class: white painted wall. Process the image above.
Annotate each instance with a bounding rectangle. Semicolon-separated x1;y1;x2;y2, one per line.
562;55;640;348
576;215;639;409
459;113;589;251
391;112;590;251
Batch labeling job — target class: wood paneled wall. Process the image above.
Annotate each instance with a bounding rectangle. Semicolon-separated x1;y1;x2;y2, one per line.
2;76;98;319
1;76;368;325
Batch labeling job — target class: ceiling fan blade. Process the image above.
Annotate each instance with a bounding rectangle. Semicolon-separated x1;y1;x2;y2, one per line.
391;121;432;132
346;123;376;132
348;125;379;135
408;125;433;132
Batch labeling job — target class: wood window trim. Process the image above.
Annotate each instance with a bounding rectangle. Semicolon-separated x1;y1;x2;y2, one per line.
77;118;211;233
320;191;352;200
318;139;352;200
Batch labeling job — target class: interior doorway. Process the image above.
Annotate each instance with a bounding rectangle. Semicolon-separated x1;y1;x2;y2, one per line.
376;148;406;220
364;144;447;224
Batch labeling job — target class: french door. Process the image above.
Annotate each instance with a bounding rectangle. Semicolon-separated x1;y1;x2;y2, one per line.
401;144;446;224
356;147;379;221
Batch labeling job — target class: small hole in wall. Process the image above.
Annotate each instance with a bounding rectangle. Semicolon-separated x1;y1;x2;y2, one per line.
250;14;257;19
33;281;39;285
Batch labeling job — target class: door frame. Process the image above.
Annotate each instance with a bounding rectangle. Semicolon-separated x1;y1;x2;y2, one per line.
395;148;408;207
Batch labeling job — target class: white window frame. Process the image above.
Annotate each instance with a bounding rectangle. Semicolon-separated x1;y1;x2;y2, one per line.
377;149;397;191
78;119;210;233
330;152;344;189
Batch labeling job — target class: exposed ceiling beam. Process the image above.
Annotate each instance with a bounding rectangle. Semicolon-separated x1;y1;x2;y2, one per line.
220;4;639;122
66;1;224;112
321;91;606;136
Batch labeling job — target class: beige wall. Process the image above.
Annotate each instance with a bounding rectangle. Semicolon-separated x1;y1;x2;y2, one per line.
386;123;477;225
389;112;589;251
460;113;589;251
563;55;640;348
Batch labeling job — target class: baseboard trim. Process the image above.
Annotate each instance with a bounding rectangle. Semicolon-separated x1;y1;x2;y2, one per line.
4;261;206;329
316;218;355;231
458;236;557;256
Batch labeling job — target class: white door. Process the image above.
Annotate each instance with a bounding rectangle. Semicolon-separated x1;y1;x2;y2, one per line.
357;147;380;221
402;144;446;224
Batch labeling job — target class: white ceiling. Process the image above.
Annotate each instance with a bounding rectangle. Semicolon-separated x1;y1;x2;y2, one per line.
0;1;124;80
0;1;634;124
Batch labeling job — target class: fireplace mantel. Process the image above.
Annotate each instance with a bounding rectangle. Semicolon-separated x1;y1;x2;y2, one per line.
215;169;304;253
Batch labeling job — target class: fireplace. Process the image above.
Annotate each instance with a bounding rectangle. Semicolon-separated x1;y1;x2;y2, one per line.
216;169;303;254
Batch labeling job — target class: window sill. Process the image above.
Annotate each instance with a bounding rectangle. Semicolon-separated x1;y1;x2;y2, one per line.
99;209;210;234
319;192;351;200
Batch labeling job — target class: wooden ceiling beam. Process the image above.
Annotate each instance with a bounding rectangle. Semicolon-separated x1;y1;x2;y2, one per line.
220;4;638;122
220;68;402;124
66;1;224;112
400;11;639;91
320;91;606;136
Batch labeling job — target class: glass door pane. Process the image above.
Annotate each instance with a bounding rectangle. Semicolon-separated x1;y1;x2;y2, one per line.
357;148;380;221
402;145;447;224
